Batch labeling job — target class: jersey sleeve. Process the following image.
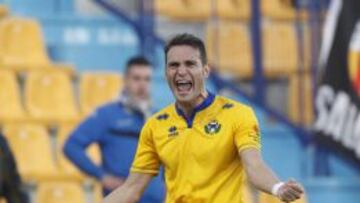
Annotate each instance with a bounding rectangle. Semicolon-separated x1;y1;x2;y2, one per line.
234;106;261;152
131;120;161;175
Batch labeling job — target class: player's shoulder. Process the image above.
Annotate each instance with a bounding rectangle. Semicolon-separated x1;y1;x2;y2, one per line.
146;104;175;125
215;95;255;113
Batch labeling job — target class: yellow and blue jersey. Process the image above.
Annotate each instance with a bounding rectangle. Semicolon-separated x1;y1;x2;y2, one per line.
131;92;261;203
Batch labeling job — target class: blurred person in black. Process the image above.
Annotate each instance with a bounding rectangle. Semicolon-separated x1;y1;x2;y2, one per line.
0;133;28;203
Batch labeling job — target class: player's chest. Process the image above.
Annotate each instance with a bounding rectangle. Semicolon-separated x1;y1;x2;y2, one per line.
153;116;238;168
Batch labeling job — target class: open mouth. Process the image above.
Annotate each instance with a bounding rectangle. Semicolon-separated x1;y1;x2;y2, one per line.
175;80;193;93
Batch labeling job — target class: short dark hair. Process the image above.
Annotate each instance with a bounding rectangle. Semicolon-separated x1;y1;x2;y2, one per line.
125;56;151;74
164;33;207;65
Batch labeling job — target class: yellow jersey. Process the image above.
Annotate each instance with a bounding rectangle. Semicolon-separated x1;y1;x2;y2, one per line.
131;93;261;203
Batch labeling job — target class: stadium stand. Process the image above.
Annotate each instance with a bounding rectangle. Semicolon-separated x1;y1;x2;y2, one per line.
262;22;298;77
0;5;8;18
215;0;250;20
155;0;211;21
2;123;57;182
288;73;314;126
0;70;26;122
36;181;86;203
24;70;79;124
79;72;123;115
0;17;74;74
261;0;307;20
259;192;308;203
0;1;359;203
0;17;51;71
57;123;101;181
206;21;253;78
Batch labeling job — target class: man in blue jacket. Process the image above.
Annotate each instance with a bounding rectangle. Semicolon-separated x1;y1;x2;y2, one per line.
63;56;165;202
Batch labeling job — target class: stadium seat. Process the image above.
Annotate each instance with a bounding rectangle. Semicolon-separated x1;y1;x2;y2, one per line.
259;192;308;203
288;73;313;126
216;0;250;20
262;0;307;20
57;123;101;181
206;22;253;78
24;70;79;124
0;70;26;122
155;0;211;21
262;22;298;77
0;17;50;71
2;123;57;182
80;73;123;115
0;5;8;18
36;181;86;203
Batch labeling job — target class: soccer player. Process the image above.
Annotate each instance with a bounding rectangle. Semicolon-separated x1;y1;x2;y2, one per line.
63;56;165;202
103;34;304;203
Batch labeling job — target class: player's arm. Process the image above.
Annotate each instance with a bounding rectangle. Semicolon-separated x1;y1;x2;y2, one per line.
234;106;304;202
240;147;304;202
102;172;153;203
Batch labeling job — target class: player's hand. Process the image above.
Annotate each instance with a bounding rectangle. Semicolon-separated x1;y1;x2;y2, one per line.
101;175;125;190
277;179;304;202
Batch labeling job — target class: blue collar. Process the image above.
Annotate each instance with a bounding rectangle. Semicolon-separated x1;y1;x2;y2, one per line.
175;92;216;128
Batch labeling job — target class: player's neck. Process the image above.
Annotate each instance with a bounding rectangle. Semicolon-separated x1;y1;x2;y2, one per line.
176;91;208;118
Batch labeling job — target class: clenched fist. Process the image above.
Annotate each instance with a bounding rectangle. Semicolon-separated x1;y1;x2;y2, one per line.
277;179;304;202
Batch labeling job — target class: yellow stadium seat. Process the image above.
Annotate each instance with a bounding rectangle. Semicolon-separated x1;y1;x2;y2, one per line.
0;71;26;122
216;0;250;20
259;192;308;203
0;5;9;18
2;123;57;182
36;182;86;203
155;0;211;21
262;0;307;20
0;17;50;71
25;70;79;124
80;73;123;115
57;123;101;181
288;73;313;126
262;22;298;77
206;22;253;78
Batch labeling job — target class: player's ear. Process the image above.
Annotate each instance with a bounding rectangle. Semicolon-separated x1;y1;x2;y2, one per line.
203;64;210;78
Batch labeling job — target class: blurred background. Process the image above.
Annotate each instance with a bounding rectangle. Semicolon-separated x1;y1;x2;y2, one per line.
0;0;359;203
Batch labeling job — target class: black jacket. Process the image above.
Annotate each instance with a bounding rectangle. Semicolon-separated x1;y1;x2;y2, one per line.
0;134;29;203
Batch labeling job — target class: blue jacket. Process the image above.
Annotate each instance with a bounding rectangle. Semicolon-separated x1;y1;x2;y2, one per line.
63;101;165;202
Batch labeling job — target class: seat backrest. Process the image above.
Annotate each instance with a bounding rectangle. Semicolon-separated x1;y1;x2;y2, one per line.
0;17;50;68
259;192;308;203
80;73;122;115
25;70;78;122
36;182;86;203
155;0;211;20
262;0;296;20
262;22;298;74
216;0;250;20
0;71;25;120
2;123;57;178
0;5;9;19
206;22;253;76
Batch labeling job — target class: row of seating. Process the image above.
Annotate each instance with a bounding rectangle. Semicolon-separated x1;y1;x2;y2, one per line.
1;181;101;203
0;16;73;74
2;123;100;182
155;0;308;21
0;70;123;124
206;21;311;78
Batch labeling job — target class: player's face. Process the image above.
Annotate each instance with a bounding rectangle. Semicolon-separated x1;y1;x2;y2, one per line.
125;66;152;101
166;45;210;103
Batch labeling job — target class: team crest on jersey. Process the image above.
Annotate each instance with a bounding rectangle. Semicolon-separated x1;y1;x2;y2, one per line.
204;120;222;135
